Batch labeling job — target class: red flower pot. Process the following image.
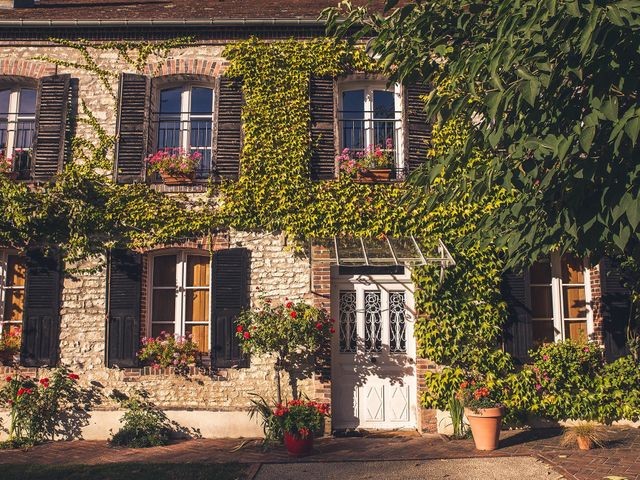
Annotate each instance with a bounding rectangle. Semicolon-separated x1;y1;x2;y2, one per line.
465;407;504;451
284;432;314;457
160;171;195;185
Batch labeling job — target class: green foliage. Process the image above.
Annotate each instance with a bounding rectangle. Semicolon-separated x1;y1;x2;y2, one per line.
109;391;172;448
247;393;284;445
457;378;503;411
325;0;640;266
274;399;330;438
138;332;200;372
0;367;83;448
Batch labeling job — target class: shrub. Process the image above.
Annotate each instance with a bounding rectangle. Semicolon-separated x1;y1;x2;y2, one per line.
137;332;199;373
109;392;172;448
274;399;329;439
0;329;21;365
0;367;83;448
596;355;640;423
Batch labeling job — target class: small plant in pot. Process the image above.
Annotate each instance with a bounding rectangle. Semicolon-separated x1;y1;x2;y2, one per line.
146;148;201;185
457;378;504;451
561;422;605;450
0;151;16;179
275;399;330;457
337;139;395;182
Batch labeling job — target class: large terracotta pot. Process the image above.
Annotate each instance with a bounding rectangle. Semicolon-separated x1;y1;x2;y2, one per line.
284;432;314;457
357;168;392;183
465;407;504;451
160;171;195;185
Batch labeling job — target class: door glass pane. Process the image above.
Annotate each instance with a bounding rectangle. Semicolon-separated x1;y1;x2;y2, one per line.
563;286;587;318
186;255;209;287
561;255;584;283
389;291;406;353
364;291;382;352
530;286;553;318
532;320;555;346
185;324;208;353
153;255;176;287
339;291;357;353
185;290;209;322
530;260;551;284
565;320;587;342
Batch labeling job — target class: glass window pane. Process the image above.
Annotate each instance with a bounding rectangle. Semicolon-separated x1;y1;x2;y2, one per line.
0;89;10;116
388;237;421;261
151;323;175;337
186;290;209;322
18;89;36;115
530;286;553;318
185;324;208;353
186;255;209;287
153;255;176;287
151;290;175;323
6;255;26;286
561;255;584;283
532;320;555;346
373;90;394;119
4;289;24;322
563;286;587;318
157;119;181;150
336;237;365;265
530;260;551;284
565;320;588;342
160;87;182;114
362;237;395;265
364;291;382;352
190;87;213;114
342;90;364;119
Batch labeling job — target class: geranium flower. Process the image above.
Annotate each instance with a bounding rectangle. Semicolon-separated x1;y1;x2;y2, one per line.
290;311;297;318
329;327;335;334
243;332;251;339
316;322;323;330
236;325;243;332
68;373;80;380
5;376;11;382
286;301;294;309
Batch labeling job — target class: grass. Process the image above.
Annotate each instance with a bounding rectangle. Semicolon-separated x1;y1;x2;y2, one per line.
1;463;249;480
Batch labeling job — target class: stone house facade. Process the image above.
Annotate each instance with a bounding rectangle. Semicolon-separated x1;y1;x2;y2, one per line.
0;0;632;439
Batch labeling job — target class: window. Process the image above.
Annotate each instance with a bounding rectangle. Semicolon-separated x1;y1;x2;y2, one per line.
155;85;214;179
149;252;210;352
338;81;403;178
0;251;26;337
529;253;591;346
0;86;37;178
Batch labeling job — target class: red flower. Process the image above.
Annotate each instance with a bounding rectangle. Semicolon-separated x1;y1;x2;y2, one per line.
286;301;293;309
243;331;251;339
330;327;336;334
316;322;323;330
298;427;311;438
68;373;79;381
460;381;469;389
5;376;11;382
236;325;243;332
39;378;49;386
253;326;257;330
290;311;297;318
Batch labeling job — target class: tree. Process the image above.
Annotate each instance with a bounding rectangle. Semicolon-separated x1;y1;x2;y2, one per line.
324;0;640;267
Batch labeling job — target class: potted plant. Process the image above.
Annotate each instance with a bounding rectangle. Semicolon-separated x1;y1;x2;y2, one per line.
0;151;17;180
0;328;21;365
275;399;330;456
146;148;201;185
458;379;504;451
561;422;605;450
337;139;395;183
137;331;200;374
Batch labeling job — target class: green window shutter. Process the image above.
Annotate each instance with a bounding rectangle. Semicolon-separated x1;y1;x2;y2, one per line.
403;82;432;174
309;75;336;180
106;249;142;368
114;73;150;183
211;248;250;368
32;74;71;181
21;249;62;367
213;76;243;180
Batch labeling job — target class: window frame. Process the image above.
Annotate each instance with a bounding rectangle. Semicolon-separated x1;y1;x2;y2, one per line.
147;250;211;352
0;85;37;173
337;78;404;176
153;81;216;179
0;249;26;334
528;252;593;344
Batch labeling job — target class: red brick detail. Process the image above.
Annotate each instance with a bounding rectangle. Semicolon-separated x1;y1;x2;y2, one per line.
589;262;605;346
0;59;55;79
416;356;438;433
145;59;217;77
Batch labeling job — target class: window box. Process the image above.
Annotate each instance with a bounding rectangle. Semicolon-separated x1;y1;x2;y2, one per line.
159;171;196;185
356;168;392;183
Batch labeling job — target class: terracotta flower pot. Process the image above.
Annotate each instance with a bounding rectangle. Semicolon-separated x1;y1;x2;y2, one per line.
357;168;392;183
577;435;593;450
464;407;504;451
284;432;314;457
160;171;195;185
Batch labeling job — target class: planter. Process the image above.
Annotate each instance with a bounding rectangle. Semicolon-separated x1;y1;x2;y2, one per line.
284;432;314;457
576;435;593;450
464;406;504;451
357;168;392;183
160;171;196;185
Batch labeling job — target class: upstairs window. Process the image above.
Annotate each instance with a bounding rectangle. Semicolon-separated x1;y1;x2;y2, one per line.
529;254;591;346
155;85;214;179
338;82;403;179
0;87;36;178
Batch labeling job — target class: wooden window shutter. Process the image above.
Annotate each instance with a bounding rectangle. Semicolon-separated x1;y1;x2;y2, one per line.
211;248;250;367
32;74;71;181
106;249;142;368
403;82;432;174
213;76;243;180
601;257;632;362
309;75;336;180
21;249;62;367
114;73;150;183
501;270;533;364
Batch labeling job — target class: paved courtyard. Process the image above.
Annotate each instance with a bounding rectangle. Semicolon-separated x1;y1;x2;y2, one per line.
0;427;638;480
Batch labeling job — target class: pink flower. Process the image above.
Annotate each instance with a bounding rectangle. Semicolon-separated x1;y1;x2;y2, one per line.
535;384;542;391
542;355;549;361
584;347;590;353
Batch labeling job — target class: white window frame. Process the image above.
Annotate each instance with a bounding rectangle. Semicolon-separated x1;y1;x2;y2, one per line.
529;253;593;343
147;250;211;351
337;80;404;172
157;84;215;172
0;249;25;332
0;87;36;160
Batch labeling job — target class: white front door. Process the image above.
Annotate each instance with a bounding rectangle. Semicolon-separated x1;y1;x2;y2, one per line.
331;272;417;430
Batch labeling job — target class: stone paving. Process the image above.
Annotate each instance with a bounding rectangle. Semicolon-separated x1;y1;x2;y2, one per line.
0;427;637;480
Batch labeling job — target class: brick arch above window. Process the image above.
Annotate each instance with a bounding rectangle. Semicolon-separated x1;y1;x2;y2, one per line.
144;59;221;78
0;60;55;79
